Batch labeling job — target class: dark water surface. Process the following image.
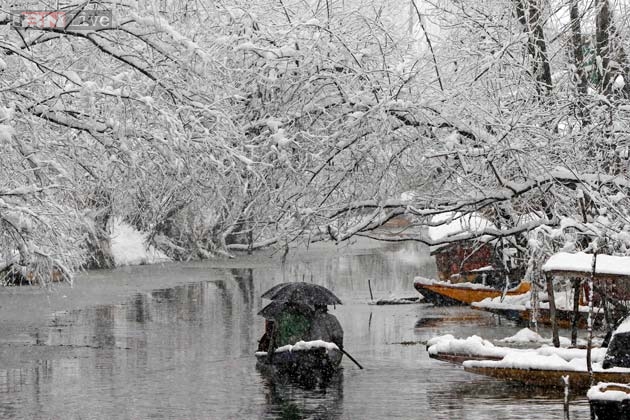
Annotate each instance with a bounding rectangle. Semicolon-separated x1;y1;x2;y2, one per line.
0;239;591;419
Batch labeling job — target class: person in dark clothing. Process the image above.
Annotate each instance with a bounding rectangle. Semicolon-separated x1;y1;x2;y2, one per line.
274;305;312;347
308;304;344;348
257;319;274;352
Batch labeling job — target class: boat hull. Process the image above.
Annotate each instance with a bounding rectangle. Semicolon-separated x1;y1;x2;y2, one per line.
256;347;343;378
414;280;530;306
474;306;604;329
429;351;504;365
464;365;630;390
589;384;630;419
590;399;630;420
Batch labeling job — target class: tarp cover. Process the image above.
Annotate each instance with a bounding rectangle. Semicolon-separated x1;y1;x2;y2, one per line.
603;332;630;369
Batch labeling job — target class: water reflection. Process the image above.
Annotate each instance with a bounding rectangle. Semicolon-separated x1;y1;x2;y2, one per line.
260;371;344;420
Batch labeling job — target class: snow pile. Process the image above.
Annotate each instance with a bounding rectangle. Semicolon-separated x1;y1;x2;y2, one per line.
428;332;604;361
473;292;531;310
427;212;494;242
426;334;455;347
110;218;170;267
588;383;630;402
427;335;519;359
500;328;544;343
538;346;606;362
464;350;623;373
473;289;592;313
463;352;586;371
255;340;339;356
414;276;497;290
291;340;339;352
499;328;591;347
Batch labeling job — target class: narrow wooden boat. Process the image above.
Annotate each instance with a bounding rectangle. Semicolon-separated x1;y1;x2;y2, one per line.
430;351;504;364
474;305;604;329
426;334;515;364
426;334;606;366
413;276;530;306
463;359;630;391
255;340;343;377
588;382;630;419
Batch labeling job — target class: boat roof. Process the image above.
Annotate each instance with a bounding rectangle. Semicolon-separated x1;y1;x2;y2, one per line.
427;212;494;243
542;252;630;280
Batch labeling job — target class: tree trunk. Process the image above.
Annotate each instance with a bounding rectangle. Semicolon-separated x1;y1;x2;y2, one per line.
546;273;560;348
514;0;552;94
571;279;581;347
86;188;115;269
596;0;612;94
569;0;589;123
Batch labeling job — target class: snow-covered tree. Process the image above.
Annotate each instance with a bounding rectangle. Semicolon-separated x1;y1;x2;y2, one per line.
2;0;630;286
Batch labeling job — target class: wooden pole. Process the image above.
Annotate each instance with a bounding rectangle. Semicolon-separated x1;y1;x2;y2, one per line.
546;273;560;348
587;250;598;385
571;279;581;347
562;375;571;420
340;347;364;369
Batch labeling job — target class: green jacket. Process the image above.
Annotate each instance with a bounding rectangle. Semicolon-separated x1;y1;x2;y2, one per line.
276;311;312;346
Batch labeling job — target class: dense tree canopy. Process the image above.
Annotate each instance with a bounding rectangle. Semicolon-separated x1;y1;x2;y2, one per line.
1;0;630;283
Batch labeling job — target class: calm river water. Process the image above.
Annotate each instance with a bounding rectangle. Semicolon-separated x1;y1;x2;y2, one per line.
0;239;592;419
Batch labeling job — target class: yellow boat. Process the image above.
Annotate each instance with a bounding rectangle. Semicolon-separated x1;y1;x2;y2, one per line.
414;276;531;306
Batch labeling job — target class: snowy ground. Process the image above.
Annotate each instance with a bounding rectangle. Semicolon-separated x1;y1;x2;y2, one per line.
109;218;170;267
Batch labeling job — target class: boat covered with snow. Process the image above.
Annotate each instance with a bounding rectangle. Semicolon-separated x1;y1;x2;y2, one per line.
255;340;343;377
426;331;606;366
413;276;530;306
463;359;630;390
471;291;604;329
588;382;630;419
464;316;630;390
426;334;518;364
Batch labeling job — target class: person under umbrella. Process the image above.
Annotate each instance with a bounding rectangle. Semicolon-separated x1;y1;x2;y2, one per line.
257;282;363;369
309;304;343;348
259;282;343;350
257;300;316;351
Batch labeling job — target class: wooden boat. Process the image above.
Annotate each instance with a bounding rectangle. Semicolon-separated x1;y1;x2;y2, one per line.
473;305;604;329
413;276;531;306
430;351;504;364
541;252;630;340
588;382;630;419
426;334;515;364
370;296;421;305
464;364;630;390
255;340;343;377
426;334;606;366
463;360;630;390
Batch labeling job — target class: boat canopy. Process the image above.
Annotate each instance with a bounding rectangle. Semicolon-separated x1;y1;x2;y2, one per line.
542;252;630;281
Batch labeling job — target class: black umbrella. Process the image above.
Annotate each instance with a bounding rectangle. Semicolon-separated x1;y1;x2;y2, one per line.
261;282;342;306
260;282;293;299
258;299;315;319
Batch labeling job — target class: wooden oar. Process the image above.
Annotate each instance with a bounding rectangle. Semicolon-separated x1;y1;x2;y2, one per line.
340;347;364;369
